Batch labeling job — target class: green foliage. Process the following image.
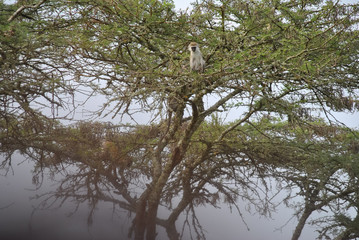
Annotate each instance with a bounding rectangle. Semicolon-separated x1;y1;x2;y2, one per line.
0;0;75;126
1;0;359;239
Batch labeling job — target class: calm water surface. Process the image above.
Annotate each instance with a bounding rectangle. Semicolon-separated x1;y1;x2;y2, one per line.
0;153;316;240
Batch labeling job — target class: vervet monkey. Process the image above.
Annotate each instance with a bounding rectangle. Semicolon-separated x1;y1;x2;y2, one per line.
188;42;205;73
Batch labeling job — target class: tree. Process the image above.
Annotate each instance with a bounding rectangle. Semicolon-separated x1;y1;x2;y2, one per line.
0;0;76;158
1;0;359;239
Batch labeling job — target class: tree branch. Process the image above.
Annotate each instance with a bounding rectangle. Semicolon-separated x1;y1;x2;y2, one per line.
8;0;47;22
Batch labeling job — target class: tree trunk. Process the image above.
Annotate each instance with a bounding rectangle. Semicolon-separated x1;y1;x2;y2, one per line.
291;206;314;240
166;222;180;240
133;190;150;240
146;192;160;240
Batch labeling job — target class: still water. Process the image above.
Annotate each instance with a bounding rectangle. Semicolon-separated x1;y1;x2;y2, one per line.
0;153;317;240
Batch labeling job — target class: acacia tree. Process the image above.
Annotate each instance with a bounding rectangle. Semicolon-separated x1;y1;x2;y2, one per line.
2;0;359;240
0;0;77;159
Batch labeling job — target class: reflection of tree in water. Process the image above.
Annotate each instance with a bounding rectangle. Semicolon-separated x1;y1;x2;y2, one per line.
21;121;273;239
2;120;359;240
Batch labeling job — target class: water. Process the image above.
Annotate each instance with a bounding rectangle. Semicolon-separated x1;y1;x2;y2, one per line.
0;153;130;240
0;153;318;240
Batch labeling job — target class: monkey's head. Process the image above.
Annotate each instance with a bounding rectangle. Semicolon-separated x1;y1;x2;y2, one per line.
188;42;199;52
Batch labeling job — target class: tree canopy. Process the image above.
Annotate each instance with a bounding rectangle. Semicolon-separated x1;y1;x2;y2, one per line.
1;0;359;239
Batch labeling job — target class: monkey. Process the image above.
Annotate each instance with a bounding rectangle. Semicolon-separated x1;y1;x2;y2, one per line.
188;42;205;73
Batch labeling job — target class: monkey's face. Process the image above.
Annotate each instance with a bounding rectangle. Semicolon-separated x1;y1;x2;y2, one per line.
188;42;199;52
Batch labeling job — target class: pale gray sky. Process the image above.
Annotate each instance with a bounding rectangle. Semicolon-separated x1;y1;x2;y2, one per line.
173;0;193;10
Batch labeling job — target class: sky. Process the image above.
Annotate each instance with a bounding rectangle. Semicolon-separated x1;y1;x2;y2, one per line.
173;0;194;10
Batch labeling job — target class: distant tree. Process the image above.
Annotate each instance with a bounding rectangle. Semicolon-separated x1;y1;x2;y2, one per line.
1;0;359;240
